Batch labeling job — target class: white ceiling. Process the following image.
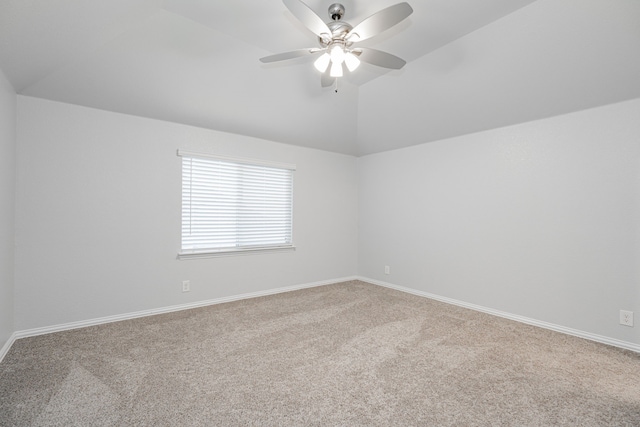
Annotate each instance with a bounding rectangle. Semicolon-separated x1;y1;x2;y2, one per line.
1;0;639;156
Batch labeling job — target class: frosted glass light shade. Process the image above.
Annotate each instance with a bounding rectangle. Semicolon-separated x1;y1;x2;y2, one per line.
314;53;331;73
330;45;346;64
344;52;360;72
330;61;343;77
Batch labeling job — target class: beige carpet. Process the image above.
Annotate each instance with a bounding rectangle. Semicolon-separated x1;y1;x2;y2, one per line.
1;280;639;426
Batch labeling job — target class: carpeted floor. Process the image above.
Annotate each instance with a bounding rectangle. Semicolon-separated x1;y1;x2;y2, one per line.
1;280;639;426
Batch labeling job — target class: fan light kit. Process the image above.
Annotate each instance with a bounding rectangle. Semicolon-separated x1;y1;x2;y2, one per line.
260;0;413;91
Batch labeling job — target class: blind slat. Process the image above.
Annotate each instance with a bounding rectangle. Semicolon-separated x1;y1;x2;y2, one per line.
182;155;294;252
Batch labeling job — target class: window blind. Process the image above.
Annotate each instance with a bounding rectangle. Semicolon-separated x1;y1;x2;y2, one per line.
179;151;294;255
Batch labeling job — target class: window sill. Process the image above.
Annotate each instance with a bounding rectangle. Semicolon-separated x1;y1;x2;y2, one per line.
177;245;296;260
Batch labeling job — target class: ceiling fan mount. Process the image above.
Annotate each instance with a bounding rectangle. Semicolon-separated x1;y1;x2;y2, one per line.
260;0;413;88
327;3;346;21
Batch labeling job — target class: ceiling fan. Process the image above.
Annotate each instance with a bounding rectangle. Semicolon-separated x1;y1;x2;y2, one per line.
260;0;413;89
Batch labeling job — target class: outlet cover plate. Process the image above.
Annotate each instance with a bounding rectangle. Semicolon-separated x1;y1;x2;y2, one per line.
620;310;633;327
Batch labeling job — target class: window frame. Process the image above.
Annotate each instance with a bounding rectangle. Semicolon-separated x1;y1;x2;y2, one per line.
177;150;295;259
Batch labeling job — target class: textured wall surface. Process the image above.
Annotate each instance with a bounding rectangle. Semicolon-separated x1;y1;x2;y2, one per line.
358;99;640;345
0;69;16;349
14;96;358;330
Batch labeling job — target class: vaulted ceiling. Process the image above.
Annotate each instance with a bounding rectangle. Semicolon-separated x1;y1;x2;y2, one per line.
1;0;639;155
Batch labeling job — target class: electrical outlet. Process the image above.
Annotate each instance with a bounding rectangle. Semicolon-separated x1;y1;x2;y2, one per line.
384;265;390;275
620;310;633;327
182;280;190;293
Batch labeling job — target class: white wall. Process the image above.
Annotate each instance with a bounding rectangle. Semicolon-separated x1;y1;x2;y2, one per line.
14;96;358;330
0;69;16;349
11;93;640;348
358;99;640;345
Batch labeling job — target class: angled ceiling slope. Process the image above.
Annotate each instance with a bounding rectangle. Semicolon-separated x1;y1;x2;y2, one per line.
1;0;639;156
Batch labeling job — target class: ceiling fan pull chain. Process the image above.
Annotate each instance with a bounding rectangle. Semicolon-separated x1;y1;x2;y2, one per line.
335;78;338;93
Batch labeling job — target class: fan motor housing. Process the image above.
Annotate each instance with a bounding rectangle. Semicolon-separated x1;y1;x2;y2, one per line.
319;22;352;46
329;21;352;36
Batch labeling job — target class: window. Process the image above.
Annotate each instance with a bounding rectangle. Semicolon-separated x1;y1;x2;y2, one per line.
178;150;295;258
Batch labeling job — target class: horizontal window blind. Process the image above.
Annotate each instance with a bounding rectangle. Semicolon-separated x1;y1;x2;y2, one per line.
180;152;294;254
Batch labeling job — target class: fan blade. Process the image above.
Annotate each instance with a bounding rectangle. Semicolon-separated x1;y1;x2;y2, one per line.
354;48;406;69
260;48;320;63
283;0;332;39
346;2;413;42
321;70;334;87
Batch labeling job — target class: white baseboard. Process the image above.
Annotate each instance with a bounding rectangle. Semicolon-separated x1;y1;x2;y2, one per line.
358;276;640;354
4;275;637;363
8;275;358;348
0;332;18;364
